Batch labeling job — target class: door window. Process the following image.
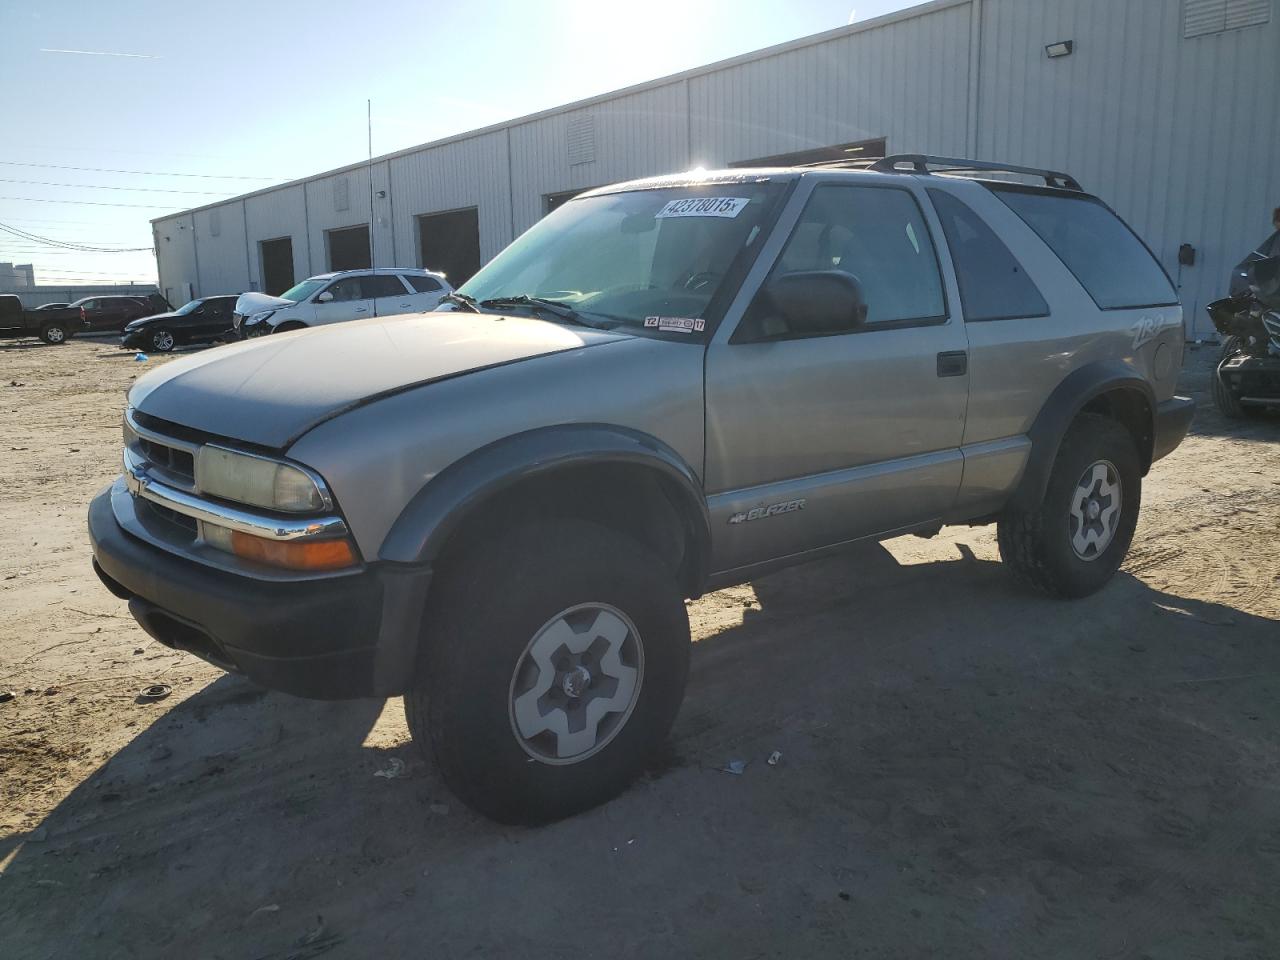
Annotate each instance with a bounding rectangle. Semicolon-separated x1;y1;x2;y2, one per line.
746;184;945;339
322;277;366;302
928;189;1049;321
364;275;409;298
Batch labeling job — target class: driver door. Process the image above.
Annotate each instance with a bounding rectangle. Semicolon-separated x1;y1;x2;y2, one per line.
312;276;372;326
704;180;969;576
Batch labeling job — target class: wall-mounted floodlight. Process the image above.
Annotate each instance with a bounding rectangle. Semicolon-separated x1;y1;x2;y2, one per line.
1045;40;1074;58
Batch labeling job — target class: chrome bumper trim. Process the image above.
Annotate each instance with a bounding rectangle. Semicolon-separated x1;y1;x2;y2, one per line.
124;447;348;542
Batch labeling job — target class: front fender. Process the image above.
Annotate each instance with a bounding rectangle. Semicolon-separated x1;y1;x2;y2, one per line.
1011;360;1154;511
378;423;711;582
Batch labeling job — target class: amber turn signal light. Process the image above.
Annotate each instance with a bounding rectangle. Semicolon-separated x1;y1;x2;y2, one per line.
229;531;357;571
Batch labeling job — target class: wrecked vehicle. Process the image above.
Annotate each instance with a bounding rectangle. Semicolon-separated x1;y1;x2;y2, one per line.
88;156;1193;824
1209;251;1280;418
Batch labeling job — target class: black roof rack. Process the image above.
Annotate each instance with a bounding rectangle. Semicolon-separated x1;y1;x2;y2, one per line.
868;154;1083;192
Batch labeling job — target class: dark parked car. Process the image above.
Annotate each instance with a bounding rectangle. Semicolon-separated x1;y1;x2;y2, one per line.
121;295;238;352
72;295;155;333
0;294;84;344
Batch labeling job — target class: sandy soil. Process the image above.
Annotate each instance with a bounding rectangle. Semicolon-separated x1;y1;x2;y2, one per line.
1;335;1278;959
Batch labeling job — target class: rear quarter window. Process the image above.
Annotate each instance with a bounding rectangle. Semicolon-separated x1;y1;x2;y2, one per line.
992;188;1177;310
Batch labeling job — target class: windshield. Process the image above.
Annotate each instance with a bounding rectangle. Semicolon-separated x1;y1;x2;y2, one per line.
174;300;202;315
457;181;785;331
278;278;328;303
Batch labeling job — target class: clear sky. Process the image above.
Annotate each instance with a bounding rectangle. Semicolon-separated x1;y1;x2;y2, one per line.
0;0;924;289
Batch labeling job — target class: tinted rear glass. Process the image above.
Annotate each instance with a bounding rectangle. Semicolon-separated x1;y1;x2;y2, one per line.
992;188;1176;310
929;189;1048;321
404;274;442;293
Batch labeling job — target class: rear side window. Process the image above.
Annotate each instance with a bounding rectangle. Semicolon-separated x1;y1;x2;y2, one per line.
404;274;442;293
929;190;1049;321
993;188;1176;310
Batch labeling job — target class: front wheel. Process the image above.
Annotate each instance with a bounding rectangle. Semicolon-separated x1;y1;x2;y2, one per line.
998;414;1141;598
39;322;68;345
407;519;690;824
149;328;176;352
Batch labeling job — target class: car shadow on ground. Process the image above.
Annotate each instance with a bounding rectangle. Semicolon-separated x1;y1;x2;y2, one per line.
4;539;1280;958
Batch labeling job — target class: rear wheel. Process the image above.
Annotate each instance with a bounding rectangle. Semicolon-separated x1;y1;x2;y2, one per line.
998;414;1141;598
39;322;68;345
149;328;176;352
1212;336;1254;419
406;518;690;824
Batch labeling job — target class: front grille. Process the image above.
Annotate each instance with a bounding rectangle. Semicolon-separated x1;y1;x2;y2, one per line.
148;502;198;536
137;437;195;483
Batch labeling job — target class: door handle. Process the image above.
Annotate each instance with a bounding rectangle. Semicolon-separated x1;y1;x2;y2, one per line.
399;303;411;308
355;307;368;313
936;350;967;377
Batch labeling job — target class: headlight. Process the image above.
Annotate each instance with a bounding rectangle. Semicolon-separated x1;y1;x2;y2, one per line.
196;445;327;513
249;310;276;325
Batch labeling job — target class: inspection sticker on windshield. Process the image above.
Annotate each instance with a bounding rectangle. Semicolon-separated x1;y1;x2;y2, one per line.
645;316;705;333
655;197;750;219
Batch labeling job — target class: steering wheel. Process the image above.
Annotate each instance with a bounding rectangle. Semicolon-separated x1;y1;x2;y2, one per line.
681;271;719;292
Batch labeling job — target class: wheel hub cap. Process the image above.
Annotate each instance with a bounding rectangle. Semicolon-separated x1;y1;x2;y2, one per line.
1068;459;1121;561
508;603;644;765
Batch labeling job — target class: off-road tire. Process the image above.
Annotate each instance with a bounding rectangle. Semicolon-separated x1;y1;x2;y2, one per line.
406;518;690;824
998;414;1141;598
39;322;68;345
1211;336;1253;419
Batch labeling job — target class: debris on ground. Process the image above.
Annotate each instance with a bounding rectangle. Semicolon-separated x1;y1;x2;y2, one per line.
0;690;15;703
767;750;782;766
374;757;407;780
721;760;748;775
134;353;148;362
137;683;172;702
248;903;280;921
43;686;60;696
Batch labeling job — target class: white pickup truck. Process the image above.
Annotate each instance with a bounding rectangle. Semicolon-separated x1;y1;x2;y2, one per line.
233;267;452;336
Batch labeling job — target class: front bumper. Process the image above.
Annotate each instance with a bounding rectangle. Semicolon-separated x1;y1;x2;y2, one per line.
120;329;148;349
88;486;430;699
1151;395;1195;464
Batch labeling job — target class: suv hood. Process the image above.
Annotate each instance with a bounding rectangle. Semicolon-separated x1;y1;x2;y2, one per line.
235;291;294;315
125;311;179;330
129;312;629;448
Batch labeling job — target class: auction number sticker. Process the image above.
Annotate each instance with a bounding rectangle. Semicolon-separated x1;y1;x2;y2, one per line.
655;197;750;219
645;316;706;334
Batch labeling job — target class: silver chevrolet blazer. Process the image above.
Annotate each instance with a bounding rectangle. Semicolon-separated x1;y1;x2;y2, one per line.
89;155;1194;823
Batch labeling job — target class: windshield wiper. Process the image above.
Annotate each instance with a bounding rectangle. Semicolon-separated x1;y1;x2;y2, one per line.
477;295;611;329
442;291;480;312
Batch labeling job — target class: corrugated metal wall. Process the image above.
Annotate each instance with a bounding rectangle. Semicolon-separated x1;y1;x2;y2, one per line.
244;185;310;288
154;0;1278;336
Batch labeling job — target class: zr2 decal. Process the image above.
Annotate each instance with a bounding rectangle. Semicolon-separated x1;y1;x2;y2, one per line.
728;498;806;525
1131;314;1172;351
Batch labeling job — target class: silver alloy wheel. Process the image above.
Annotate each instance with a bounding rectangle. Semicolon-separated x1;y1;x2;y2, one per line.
45;326;65;343
152;330;174;351
1068;459;1122;561
508;602;644;765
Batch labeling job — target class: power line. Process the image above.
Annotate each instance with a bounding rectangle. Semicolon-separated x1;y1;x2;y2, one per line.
0;177;230;196
0;220;153;252
0;160;279;181
0;196;177;209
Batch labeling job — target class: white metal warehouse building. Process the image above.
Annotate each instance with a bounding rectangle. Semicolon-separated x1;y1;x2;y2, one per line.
152;0;1279;338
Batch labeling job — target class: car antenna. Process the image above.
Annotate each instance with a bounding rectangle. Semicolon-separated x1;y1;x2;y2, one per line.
367;98;377;270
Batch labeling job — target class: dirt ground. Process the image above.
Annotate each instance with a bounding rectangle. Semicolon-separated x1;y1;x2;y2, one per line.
1;334;1278;959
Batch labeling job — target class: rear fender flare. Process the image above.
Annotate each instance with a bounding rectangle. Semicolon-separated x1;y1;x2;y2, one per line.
1011;360;1155;511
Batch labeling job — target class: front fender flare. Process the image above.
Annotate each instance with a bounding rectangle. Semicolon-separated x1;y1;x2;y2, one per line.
378;423;711;586
1011;360;1155;512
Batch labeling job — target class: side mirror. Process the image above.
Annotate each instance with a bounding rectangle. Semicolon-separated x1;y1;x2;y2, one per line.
756;270;868;338
316;290;334;303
